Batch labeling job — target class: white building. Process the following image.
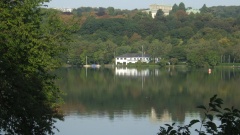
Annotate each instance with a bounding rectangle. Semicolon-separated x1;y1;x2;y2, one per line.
186;9;200;14
144;4;172;18
115;53;151;65
53;8;73;13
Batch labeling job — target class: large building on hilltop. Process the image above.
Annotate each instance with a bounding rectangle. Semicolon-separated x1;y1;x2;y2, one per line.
52;8;73;13
144;4;172;18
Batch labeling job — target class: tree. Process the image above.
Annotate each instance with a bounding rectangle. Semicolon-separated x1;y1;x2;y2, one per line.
186;41;221;67
72;8;83;17
179;2;186;11
200;4;209;13
170;4;179;15
0;0;67;134
116;46;131;56
175;10;188;22
96;7;106;16
168;46;187;62
170;26;194;42
129;33;142;43
146;40;172;60
107;7;115;16
132;12;152;22
155;9;165;22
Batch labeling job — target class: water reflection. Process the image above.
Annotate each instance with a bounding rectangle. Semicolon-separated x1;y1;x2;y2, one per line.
55;67;240;134
115;67;150;76
150;108;172;123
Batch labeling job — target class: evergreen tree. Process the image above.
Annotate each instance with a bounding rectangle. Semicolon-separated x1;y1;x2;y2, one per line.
200;4;209;13
155;9;166;22
170;3;179;15
179;2;186;11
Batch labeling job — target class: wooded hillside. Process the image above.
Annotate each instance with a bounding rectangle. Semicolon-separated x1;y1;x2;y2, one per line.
57;3;240;67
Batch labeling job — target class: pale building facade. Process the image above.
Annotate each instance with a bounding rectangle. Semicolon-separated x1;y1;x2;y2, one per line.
145;4;172;18
53;8;73;13
186;9;200;14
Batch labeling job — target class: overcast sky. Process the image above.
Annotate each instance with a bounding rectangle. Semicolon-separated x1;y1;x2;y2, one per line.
46;0;240;9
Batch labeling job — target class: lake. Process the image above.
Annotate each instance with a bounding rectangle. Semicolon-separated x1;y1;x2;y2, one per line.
54;66;240;135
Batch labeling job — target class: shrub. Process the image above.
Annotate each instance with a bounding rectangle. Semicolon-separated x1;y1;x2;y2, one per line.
158;95;240;135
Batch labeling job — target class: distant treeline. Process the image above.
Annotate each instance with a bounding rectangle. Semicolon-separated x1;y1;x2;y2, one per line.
55;3;240;67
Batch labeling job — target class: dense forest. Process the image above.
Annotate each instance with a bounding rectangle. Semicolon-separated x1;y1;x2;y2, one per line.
55;3;240;67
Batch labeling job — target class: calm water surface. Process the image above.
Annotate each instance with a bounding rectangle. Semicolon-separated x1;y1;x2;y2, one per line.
54;67;240;135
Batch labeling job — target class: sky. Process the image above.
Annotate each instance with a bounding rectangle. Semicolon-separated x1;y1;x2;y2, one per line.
46;0;240;9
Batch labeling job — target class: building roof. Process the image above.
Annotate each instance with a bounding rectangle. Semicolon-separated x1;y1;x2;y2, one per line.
116;53;151;58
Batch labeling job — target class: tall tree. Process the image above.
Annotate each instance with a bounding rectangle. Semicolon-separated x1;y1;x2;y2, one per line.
179;2;186;11
107;7;115;16
155;9;166;22
96;7;106;16
200;4;209;13
0;0;67;134
170;3;179;15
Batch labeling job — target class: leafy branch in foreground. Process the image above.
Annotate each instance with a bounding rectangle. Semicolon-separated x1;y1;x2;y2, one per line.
158;95;240;135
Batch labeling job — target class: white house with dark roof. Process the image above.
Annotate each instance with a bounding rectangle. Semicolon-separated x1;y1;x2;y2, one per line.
115;53;151;65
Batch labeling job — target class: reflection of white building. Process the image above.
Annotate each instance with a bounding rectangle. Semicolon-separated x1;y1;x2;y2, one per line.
150;107;172;123
115;53;150;65
115;67;149;77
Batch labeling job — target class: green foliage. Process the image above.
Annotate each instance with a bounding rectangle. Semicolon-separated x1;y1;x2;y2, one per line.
185;40;222;67
170;58;178;65
187;49;220;68
0;0;68;134
200;4;209;14
155;9;166;22
168;46;186;62
158;59;169;67
80;18;137;37
64;5;240;67
179;2;186;11
170;26;194;42
170;4;179;15
208;6;240;18
187;50;206;67
158;95;240;135
107;7;115;16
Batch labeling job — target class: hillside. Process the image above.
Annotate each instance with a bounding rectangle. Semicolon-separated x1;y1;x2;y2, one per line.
55;3;240;67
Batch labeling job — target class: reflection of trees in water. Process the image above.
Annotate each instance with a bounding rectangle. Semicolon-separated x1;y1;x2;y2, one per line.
56;67;240;122
0;73;63;135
